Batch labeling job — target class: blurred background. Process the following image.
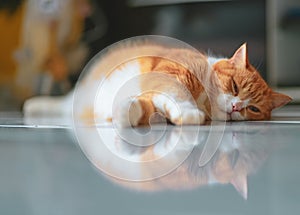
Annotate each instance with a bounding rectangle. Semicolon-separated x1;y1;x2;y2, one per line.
1;0;299;111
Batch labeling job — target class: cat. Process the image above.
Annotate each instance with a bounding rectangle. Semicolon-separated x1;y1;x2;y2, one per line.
23;36;292;126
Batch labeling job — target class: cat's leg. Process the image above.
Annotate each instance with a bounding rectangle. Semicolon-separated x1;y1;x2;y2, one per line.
152;94;206;125
23;92;73;116
115;94;206;127
114;96;156;127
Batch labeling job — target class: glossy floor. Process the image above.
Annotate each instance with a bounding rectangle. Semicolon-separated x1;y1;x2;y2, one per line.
0;107;300;215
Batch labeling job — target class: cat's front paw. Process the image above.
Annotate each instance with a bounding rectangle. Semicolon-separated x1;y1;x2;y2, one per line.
114;98;143;127
170;108;205;125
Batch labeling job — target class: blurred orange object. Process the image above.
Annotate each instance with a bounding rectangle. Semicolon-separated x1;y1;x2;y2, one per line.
0;0;91;105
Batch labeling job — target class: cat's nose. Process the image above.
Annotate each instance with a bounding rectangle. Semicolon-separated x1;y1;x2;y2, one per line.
232;102;243;112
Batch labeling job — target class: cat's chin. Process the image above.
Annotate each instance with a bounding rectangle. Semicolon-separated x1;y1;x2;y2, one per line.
230;112;245;121
211;109;245;121
211;109;231;121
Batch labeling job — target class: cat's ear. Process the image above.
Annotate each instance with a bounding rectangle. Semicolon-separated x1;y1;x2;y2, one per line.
231;172;248;199
230;43;249;68
271;92;292;109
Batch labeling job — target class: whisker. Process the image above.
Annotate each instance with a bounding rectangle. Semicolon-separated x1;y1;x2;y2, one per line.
254;58;264;71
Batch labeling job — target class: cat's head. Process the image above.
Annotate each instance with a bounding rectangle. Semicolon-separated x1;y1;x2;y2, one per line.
212;44;292;121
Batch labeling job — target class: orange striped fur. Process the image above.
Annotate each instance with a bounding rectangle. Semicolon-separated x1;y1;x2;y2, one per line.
24;41;292;125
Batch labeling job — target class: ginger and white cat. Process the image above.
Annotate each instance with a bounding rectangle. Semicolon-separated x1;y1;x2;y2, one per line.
24;36;291;126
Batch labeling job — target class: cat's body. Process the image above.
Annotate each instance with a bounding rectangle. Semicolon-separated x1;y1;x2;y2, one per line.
24;37;291;126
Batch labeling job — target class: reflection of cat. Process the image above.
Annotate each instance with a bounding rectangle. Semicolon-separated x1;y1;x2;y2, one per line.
23;91;274;199
24;37;291;125
76;124;272;199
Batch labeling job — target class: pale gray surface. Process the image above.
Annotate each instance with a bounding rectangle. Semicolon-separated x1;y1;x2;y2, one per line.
1;107;300;215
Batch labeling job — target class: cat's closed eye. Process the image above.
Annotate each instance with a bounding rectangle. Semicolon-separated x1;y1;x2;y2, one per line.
247;105;260;113
232;79;239;96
